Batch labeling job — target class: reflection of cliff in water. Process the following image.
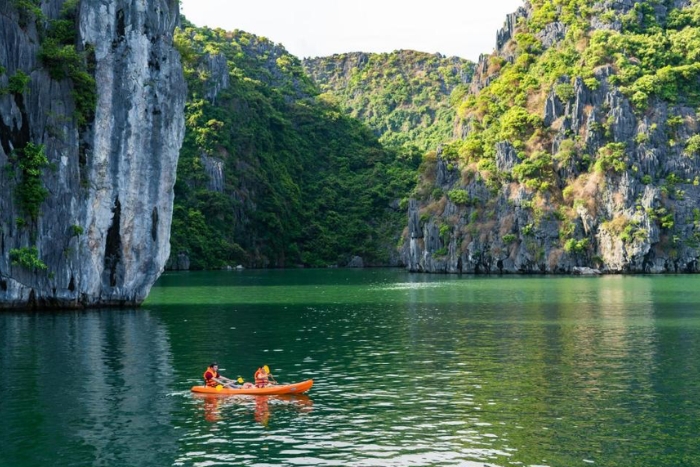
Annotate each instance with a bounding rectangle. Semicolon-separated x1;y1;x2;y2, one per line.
0;309;176;466
194;394;314;425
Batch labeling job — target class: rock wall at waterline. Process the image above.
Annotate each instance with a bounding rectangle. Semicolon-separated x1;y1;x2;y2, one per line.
402;1;700;274
0;0;185;308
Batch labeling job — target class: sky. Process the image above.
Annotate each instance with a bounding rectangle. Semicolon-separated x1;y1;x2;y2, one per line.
178;0;525;62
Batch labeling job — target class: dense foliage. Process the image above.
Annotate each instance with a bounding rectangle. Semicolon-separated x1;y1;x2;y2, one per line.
304;51;474;153
10;142;49;224
9;246;47;271
416;0;700;250
171;22;417;269
452;0;700;169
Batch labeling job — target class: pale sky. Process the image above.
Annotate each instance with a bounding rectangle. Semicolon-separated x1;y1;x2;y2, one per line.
179;0;525;62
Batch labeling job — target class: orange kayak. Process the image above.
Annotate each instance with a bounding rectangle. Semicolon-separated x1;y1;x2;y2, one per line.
191;379;313;395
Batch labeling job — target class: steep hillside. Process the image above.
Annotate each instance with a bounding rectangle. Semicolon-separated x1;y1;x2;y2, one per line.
403;0;700;274
304;51;473;153
170;23;417;269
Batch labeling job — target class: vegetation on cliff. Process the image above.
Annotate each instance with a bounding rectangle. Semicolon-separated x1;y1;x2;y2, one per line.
38;0;96;127
454;0;700;160
3;0;95;275
406;0;700;273
171;22;417;269
304;51;473;154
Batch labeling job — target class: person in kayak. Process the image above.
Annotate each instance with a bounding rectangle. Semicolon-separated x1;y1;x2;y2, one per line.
254;366;271;387
203;362;240;388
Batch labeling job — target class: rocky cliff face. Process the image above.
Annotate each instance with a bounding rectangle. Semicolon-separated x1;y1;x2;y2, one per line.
402;0;700;274
0;0;185;308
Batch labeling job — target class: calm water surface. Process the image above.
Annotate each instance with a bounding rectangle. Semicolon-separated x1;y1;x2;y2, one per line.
1;270;700;467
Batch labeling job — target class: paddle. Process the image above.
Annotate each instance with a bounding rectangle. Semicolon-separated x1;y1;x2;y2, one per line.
228;376;247;388
215;375;245;389
263;365;278;384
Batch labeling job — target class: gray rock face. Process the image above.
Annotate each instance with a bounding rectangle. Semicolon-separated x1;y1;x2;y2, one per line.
573;267;601;275
167;252;191;271
435;146;460;188
536;22;567;50
204;53;229;104
0;0;185;309
495;142;521;173
345;256;364;268
201;153;224;192
496;6;532;52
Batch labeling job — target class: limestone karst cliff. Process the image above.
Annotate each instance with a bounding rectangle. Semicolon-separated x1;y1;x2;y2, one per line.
402;0;700;274
0;0;185;308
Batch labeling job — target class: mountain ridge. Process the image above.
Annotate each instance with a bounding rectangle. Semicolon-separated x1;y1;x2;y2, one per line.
303;50;474;153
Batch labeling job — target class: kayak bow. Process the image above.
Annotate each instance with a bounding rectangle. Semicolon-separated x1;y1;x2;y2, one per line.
191;379;313;395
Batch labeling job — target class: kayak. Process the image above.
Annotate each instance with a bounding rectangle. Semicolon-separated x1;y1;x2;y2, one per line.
191;379;313;395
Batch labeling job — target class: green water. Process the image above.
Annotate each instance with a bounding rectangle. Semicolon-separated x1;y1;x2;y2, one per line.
1;270;700;466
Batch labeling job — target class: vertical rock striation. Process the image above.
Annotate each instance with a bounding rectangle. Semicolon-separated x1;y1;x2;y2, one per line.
0;0;185;309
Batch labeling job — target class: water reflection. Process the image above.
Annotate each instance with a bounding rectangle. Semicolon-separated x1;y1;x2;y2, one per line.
0;309;177;466
192;393;313;426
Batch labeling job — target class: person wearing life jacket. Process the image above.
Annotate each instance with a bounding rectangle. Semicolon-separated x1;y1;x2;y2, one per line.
254;366;270;388
203;362;238;388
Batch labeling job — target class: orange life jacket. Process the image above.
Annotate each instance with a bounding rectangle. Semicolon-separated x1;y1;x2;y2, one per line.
204;367;220;387
254;368;268;387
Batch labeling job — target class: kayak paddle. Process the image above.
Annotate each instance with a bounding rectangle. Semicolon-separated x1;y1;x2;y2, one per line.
263;365;278;384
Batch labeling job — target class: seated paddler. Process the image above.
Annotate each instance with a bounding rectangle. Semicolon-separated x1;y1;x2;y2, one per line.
203;362;240;388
